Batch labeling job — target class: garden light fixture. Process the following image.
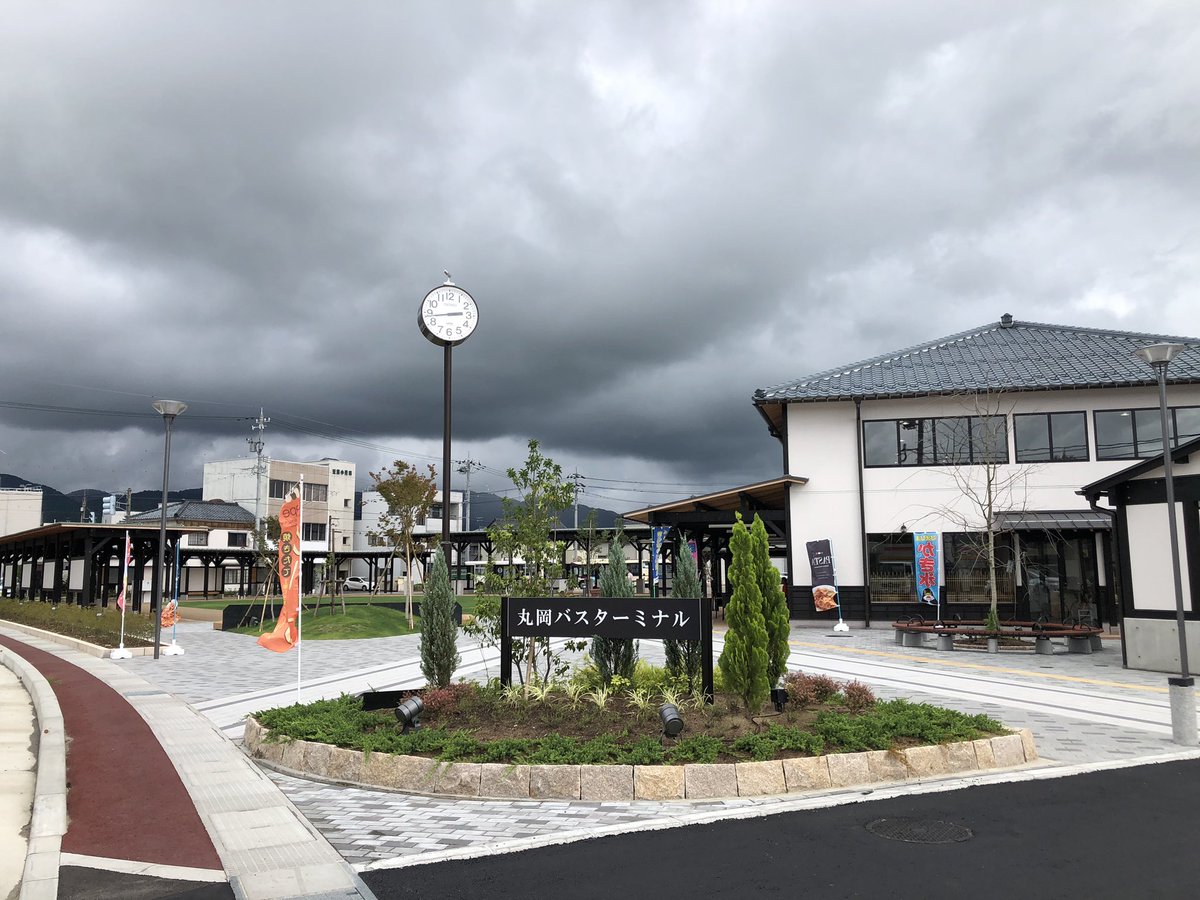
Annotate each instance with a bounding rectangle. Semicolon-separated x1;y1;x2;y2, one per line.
395;696;424;734
659;703;684;738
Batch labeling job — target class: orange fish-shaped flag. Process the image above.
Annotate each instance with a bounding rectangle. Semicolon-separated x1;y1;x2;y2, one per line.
258;490;302;653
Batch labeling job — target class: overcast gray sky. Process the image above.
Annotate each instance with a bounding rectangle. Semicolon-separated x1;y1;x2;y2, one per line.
2;1;1198;511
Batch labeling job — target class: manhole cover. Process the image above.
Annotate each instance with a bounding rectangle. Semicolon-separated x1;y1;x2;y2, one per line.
865;817;973;844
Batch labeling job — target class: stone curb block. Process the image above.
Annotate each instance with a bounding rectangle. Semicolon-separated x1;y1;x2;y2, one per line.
735;760;786;796
243;718;1038;801
634;765;684;800
581;765;634;801
0;641;67;900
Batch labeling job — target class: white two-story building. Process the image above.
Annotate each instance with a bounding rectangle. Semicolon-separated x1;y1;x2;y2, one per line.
753;314;1200;634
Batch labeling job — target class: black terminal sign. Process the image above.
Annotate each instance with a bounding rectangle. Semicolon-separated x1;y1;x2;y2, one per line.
506;597;703;641
500;596;713;702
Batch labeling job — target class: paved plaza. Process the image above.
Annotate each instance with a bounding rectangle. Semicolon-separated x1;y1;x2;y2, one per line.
4;615;1200;894
121;619;1200;871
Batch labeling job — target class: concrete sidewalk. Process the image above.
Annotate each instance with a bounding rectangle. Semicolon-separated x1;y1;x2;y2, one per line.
0;624;376;900
0;664;35;899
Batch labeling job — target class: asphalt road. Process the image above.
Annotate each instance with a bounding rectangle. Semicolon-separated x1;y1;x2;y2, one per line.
362;759;1200;900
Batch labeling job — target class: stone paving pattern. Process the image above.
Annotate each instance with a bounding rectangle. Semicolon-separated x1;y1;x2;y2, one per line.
118;619;1198;871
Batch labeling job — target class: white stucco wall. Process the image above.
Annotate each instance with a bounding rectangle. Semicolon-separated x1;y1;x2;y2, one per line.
1124;503;1193;612
0;490;43;538
784;384;1200;585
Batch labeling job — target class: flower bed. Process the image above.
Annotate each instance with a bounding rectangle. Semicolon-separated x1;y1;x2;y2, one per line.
0;599;153;649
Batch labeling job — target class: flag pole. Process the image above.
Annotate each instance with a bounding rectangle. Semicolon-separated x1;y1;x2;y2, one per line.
162;536;185;655
111;531;133;659
297;476;303;704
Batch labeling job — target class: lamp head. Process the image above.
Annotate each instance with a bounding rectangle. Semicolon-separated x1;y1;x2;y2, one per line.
153;399;188;419
1134;343;1184;369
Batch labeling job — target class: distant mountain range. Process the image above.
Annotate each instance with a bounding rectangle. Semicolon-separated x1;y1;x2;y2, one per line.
465;491;625;531
0;473;200;522
0;474;625;530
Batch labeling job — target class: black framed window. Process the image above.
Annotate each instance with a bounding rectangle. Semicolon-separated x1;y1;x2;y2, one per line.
1014;412;1088;462
269;479;298;499
1094;406;1200;460
188;532;208;547
866;533;915;603
863;416;1008;467
302;482;328;503
227;532;248;548
301;522;326;541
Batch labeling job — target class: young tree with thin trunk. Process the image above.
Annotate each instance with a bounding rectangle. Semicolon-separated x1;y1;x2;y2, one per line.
921;392;1038;624
369;461;438;628
478;439;577;687
718;513;769;712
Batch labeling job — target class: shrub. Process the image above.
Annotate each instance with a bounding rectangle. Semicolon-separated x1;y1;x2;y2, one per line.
422;682;477;716
782;672;842;707
751;514;791;684
666;735;723;764
718;514;770;712
843;680;876;712
664;542;705;693
591;532;638;684
419;549;461;688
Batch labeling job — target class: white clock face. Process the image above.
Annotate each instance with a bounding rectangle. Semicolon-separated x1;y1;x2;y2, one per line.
419;285;478;345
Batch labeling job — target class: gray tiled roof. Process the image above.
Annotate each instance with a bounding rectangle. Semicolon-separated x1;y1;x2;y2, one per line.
756;316;1200;403
127;500;255;526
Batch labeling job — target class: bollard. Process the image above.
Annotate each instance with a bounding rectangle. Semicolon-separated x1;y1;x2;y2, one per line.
987;637;999;654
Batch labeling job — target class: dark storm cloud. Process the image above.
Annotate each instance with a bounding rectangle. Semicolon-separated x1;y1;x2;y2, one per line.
2;1;1199;504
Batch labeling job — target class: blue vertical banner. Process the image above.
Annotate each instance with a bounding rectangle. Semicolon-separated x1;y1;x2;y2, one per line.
650;526;671;587
913;532;940;605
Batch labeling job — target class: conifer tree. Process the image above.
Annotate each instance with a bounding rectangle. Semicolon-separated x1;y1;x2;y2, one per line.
419;549;460;688
665;540;703;693
717;513;769;712
592;532;637;684
752;515;791;685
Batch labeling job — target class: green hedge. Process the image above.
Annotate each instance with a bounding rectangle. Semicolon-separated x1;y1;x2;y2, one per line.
0;599;154;648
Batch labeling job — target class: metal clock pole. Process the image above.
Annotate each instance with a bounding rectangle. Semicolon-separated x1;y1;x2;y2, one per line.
418;275;479;578
442;341;452;565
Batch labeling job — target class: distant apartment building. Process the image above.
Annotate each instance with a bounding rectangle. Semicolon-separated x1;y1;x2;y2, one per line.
202;457;356;555
351;489;463;583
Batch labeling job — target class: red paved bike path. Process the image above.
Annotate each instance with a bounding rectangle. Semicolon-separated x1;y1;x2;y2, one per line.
0;635;223;871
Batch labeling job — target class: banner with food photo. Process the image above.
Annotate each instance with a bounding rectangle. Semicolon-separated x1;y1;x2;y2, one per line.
805;539;840;613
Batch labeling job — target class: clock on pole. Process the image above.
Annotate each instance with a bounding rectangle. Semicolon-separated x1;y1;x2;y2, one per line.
418;275;477;571
418;282;478;346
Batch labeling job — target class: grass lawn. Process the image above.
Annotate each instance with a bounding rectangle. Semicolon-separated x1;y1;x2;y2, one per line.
230;603;421;640
185;594;487;614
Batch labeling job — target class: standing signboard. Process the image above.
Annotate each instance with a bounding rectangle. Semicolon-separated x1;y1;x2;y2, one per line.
806;539;849;632
501;596;713;701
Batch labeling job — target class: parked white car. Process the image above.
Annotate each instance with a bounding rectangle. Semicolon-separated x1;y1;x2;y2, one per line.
342;576;370;592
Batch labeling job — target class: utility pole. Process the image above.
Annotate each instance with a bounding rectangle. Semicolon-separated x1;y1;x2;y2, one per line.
125;488;133;522
569;470;585;529
247;408;269;534
454;457;484;532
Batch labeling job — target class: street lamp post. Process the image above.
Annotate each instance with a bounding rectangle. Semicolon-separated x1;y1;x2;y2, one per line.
1134;343;1196;746
152;399;187;660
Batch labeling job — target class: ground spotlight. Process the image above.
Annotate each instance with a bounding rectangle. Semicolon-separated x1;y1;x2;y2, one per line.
395;696;424;734
659;703;684;738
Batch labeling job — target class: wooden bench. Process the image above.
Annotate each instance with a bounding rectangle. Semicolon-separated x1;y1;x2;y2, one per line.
892;616;1105;654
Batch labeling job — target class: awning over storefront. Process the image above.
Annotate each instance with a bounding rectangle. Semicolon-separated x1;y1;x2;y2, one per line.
993;510;1112;531
621;475;806;525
